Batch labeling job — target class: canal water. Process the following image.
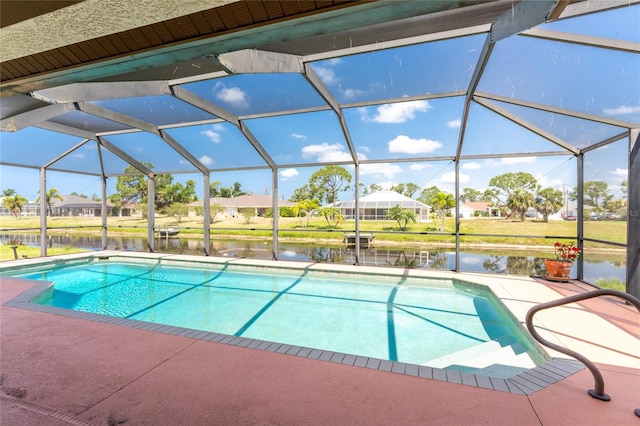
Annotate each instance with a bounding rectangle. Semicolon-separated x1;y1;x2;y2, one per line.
1;233;626;284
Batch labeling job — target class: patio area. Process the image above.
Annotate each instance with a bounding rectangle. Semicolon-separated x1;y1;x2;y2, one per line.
1;264;637;425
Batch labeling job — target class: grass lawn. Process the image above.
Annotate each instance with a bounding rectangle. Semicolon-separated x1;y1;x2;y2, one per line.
1;215;627;244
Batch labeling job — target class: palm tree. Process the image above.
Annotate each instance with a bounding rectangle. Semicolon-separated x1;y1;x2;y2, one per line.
385;205;416;231
535;187;564;222
507;189;535;221
293;199;320;228
2;194;28;219
431;192;455;232
317;206;344;228
36;188;63;217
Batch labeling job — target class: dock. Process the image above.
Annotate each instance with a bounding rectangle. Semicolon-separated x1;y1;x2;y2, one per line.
343;232;375;248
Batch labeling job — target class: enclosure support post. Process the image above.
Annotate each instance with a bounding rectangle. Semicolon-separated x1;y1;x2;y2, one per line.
576;154;584;281
147;174;155;252
101;176;108;250
272;168;279;260
628;129;639;299
454;160;460;272
39;167;47;257
203;173;210;256
354;164;360;265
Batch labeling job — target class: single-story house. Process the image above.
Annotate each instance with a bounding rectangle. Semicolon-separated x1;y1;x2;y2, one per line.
329;191;431;221
49;195;114;217
456;202;500;218
190;194;296;218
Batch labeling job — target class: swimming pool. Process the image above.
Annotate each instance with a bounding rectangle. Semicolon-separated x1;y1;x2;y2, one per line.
4;254;547;378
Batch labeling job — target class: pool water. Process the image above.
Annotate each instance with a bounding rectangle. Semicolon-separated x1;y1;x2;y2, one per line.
19;260;544;373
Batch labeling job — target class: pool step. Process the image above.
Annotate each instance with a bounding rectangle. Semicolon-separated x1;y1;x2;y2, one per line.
424;335;536;378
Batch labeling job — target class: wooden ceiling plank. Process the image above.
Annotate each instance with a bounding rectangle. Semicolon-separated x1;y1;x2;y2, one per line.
202;9;226;32
229;2;255;26
189;12;214;35
263;1;284;19
175;16;201;38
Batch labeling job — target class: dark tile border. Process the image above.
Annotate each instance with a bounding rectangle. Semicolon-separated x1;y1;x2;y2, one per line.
3;276;585;395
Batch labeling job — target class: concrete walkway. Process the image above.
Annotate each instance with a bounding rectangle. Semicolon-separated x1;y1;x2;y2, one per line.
1;273;638;425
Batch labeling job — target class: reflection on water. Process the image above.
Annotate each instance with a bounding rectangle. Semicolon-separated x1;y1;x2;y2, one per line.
0;233;625;281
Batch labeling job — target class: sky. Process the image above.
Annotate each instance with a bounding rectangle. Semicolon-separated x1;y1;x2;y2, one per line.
0;5;637;203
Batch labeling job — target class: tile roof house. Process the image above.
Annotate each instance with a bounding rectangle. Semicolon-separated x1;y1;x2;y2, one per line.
190;195;296;218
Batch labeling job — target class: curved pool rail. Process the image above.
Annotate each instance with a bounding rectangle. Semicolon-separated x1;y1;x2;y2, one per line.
525;288;640;417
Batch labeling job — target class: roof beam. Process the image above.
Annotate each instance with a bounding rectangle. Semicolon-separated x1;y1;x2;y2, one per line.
304;63;358;164
97;136;153;177
475;91;638;129
473;96;579;154
580;131;628;154
78;102;209;174
217;50;303;74
456;0;566;160
171;85;275;169
43;139;92;169
34;121;96;139
171;86;238;126
30;81;171;103
521;28;640;54
0;103;74;131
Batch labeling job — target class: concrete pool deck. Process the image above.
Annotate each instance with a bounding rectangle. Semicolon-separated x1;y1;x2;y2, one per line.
1;253;638;425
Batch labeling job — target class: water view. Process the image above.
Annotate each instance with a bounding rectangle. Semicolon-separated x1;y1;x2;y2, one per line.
1;233;625;285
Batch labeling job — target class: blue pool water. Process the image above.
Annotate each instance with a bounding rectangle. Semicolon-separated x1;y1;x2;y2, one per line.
17;259;543;370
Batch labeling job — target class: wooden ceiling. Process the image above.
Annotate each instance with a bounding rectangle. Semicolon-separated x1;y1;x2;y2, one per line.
1;1;359;84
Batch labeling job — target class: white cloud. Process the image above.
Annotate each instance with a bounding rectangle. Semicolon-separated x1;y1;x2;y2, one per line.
373;100;431;123
279;168;299;180
447;119;461;128
603;105;640;115
439;171;469;184
198;155;213;166
388;135;442;154
70;153;85;159
360;163;402;179
301;143;351;163
214;84;249;109
611;167;628;177
462;162;482;170
201;129;221;143
410;163;432;171
343;88;366;100
314;66;338;85
291;133;307;140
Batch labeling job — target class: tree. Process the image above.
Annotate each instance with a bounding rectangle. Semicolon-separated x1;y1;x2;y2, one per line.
238;207;255;224
2;189;16;197
289;185;313;202
417;186;441;205
36;188;63;217
535;187;564;222
362;183;383;196
507;189;535;221
431;191;455;232
308;166;352;204
293;199;320;228
621;180;628;196
390;182;420;198
317;206;344;228
2;193;28;219
164;203;189;223
116;165;150;204
386;205;416;231
108;193;123;216
583;181;609;208
460;188;483;203
489;172;537;207
115;164;196;211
